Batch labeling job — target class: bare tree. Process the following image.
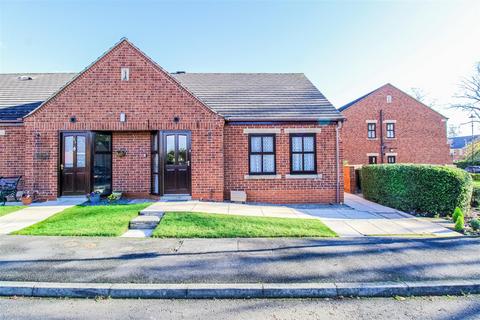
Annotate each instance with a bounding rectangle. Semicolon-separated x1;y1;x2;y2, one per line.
409;87;437;108
448;124;460;137
410;87;426;102
452;62;480;117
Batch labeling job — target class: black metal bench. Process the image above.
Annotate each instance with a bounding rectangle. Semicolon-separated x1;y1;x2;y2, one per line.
0;176;22;206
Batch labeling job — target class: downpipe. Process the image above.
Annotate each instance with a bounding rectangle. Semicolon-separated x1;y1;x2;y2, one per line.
335;121;343;204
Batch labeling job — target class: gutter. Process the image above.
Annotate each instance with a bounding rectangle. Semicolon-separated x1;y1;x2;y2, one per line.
335;121;343;203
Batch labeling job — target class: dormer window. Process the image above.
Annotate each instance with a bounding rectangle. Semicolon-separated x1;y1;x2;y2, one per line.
121;68;129;81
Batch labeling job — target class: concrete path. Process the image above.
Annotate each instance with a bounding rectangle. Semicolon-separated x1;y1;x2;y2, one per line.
302;193;458;237
0;197;85;235
0;236;478;284
143;194;457;237
143;201;314;219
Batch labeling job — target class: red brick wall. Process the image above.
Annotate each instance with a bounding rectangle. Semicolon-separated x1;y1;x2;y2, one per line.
0;125;25;189
223;123;343;203
342;84;451;165
112;132;150;196
22;40;225;200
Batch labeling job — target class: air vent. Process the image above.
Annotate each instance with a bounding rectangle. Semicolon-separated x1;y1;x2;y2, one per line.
18;76;33;81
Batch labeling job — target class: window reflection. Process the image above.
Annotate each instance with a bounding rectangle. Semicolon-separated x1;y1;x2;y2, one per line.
166;135;175;165
93;133;112;195
178;135;187;164
64;136;74;168
76;136;86;168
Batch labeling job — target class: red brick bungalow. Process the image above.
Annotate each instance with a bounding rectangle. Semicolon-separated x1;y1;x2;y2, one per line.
0;39;345;204
339;84;451;166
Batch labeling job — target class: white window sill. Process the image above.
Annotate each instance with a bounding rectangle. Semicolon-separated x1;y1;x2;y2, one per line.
285;174;322;179
244;174;282;180
385;137;396;140
367;138;378;141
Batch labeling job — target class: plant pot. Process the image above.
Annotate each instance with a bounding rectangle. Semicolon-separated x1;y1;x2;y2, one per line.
21;197;33;205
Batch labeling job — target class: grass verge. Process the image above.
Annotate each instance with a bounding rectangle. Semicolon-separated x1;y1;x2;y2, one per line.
0;206;25;218
152;212;338;238
13;203;151;236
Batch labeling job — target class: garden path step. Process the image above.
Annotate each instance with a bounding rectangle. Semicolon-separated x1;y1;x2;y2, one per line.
129;215;160;230
139;210;165;217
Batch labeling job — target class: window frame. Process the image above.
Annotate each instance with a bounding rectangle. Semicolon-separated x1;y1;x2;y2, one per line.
387;155;396;164
386;123;395;138
367;123;377;139
248;134;276;175
289;133;317;175
368;156;378;164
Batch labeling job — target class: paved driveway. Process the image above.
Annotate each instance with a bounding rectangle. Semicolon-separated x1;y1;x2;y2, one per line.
144;193;457;237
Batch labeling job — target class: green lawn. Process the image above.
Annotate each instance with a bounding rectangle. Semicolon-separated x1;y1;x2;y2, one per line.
0;206;25;218
14;203;151;236
153;212;338;238
474;180;480;188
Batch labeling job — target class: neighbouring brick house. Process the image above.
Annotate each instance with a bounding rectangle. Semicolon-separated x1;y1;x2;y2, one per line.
449;135;480;162
0;39;345;204
339;84;451;166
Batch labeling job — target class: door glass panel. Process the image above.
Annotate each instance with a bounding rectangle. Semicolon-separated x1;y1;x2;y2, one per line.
166;135;175;165
76;136;86;168
95;133;111;152
153;174;159;194
153;153;159;173
178;135;187;164
64;136;74;168
152;132;158;152
93;153;112;194
262;136;274;152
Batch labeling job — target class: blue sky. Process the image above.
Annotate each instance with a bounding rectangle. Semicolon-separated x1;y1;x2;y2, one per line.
1;0;479;134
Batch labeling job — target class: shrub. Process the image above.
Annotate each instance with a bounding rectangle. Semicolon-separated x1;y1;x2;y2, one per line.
471;173;480;181
455;215;465;232
470;219;480;231
361;164;473;217
452;207;463;223
472;185;480;207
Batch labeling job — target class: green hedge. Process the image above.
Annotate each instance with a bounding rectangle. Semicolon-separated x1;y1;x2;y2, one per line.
361;164;473;216
471;173;480;181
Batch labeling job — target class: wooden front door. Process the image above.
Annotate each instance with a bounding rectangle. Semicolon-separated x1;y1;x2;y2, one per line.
60;132;90;195
163;132;191;194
